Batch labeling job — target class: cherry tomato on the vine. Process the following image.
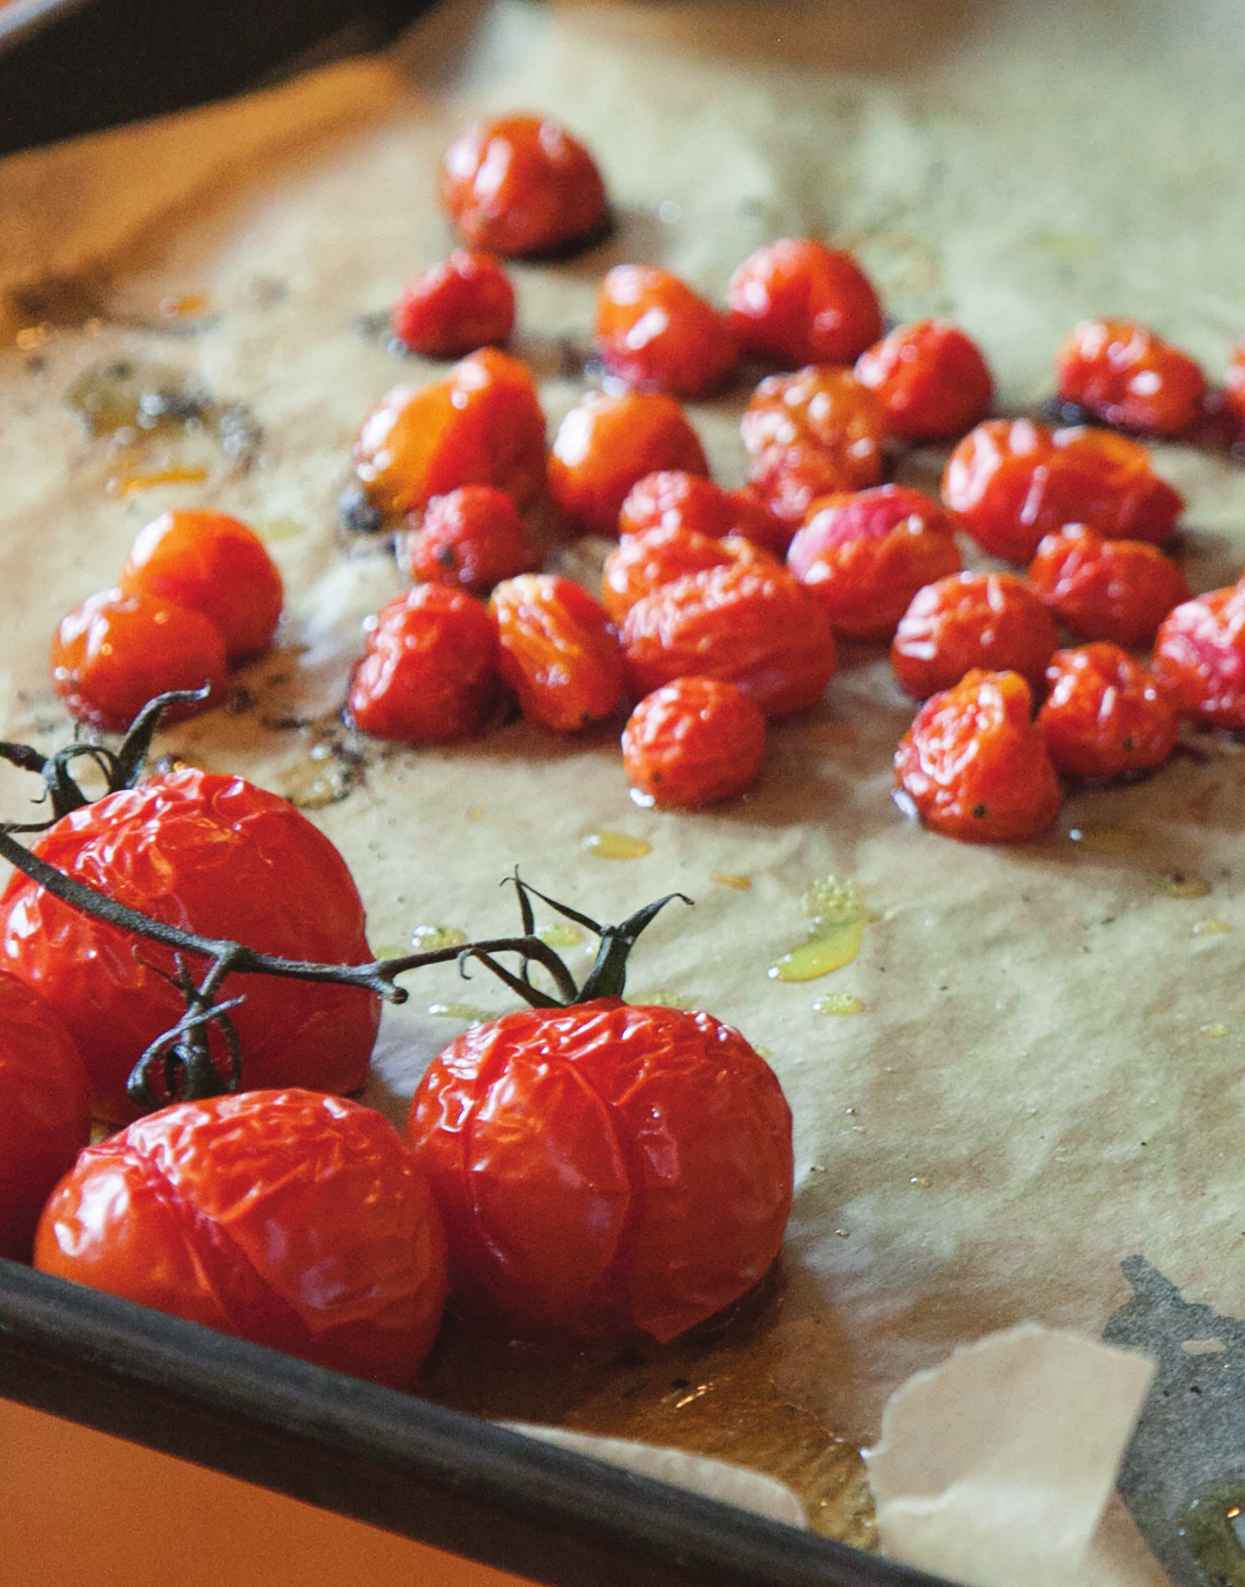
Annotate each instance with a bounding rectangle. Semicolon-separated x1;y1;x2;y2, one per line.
1038;643;1177;781
392;250;516;357
622;677;766;808
726;239;883;367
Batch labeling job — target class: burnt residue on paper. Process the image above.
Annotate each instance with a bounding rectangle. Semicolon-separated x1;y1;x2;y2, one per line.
66;359;262;470
1105;1255;1245;1586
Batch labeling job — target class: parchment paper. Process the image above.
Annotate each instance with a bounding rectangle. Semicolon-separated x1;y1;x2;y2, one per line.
3;0;1245;1572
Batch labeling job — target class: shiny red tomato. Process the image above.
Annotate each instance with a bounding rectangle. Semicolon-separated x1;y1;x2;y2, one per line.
36;1089;447;1387
0;769;380;1122
406;999;792;1341
0;971;91;1260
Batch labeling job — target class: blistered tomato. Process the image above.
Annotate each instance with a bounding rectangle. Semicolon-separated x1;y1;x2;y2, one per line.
37;1089;447;1387
726;239;883;367
1038;643;1177;780
1055;319;1206;435
595;265;736;398
490;573;625;732
746;442;859;536
742;366;885;491
354;348;546;517
894;669;1062;843
402;485;539;594
348;585;499;743
51;588;227;732
890;572;1058;699
548;392;708;536
619;472;739;540
1153;584;1245;729
787;485;962;641
1027;524;1189;648
440;113;607;257
392;250;515;357
854;319;993;442
601;526;770;624
622;562;836;717
622;677;766;809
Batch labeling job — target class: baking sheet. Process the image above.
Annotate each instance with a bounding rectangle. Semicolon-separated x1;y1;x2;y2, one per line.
2;0;1245;1572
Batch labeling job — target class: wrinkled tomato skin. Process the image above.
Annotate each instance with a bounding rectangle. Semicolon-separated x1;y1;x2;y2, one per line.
894;669;1062;843
354;348;546;517
120;510;284;665
548;392;708;536
746;442;859;537
0;770;380;1122
596;265;736;398
854;319;994;443
601;526;771;624
406;999;792;1341
1056;319;1207;435
402;485;539;594
1153;585;1245;729
622;678;766;808
726;239;883;367
348;585;499;744
51;588;228;733
787;485;962;641
0;972;91;1260
490;573;625;732
392;250;516;357
742;366;885;492
1038;644;1177;781
622;562;837;717
1027;524;1189;648
440;113;607;258
36;1090;447;1387
619;471;734;540
890;571;1058;699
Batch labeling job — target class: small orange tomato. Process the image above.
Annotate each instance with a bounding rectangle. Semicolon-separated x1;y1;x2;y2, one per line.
726;239;883;367
622;562;836;717
622;677;766;809
51;589;227;732
595;265;736;398
119;509;283;664
746;442;859;537
894;669;1062;843
1153;584;1245;729
1039;643;1177;780
854;319;994;442
787;485;962;641
601;526;770;624
548;392;708;536
1055;318;1207;435
440;113;607;257
741;366;885;490
490;573;625;732
354;348;546;517
890;572;1058;699
348;585;499;744
1027;524;1189;648
402;485;539;594
392;250;515;357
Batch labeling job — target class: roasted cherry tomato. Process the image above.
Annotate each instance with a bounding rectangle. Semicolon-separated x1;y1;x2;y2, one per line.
942;420;1183;561
490;573;625;732
601;526;771;624
726;239;883;367
890;571;1058;699
1027;524;1189;648
0;972;90;1261
741;366;885;491
37;1089;447;1387
119;509;283;664
746;442;859;536
548;392;708;536
0;769;380;1121
1038;643;1177;781
1226;338;1245;434
51;588;228;733
595;265;736;398
1055;318;1207;435
354;348;546;517
622;677;766;808
406;999;792;1341
391;250;516;357
402;485;539;594
618;471;734;539
348;584;499;744
854;319;994;442
787;485;962;641
1153;584;1245;729
894;669;1061;843
622;562;837;717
